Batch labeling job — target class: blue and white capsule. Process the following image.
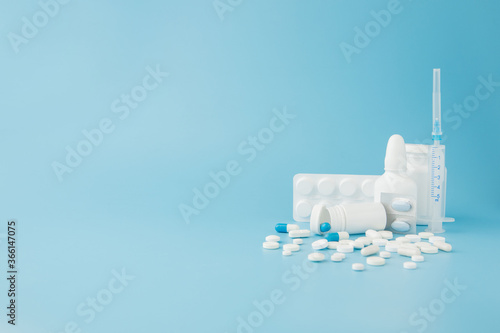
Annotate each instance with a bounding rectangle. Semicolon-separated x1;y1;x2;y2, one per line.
326;231;350;242
275;223;300;233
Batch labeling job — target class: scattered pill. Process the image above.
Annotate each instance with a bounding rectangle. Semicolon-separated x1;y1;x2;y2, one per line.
366;256;385;266
339;239;355;246
372;238;388;247
265;235;280;242
415;242;433;249
338;231;350;240
404;261;417;269
429;236;445;244
412;255;424;262
356;237;372;246
380;251;391;258
336;252;346;259
331;253;344;262
328;241;338;250
289;229;311;238
312;239;329;250
398;247;421;257
308;252;325;262
275;223;300;233
283;244;300;252
361;245;380;256
320;223;331;233
405;234;421;243
399;243;419;250
434;242;452;252
366;229;382;239
379;230;393;239
282;250;292;256
337;244;354;253
263;241;279;250
421;245;438;254
418;232;434;239
385;241;400;252
293;239;303;245
395;237;410;243
352;263;365;271
353;241;364;249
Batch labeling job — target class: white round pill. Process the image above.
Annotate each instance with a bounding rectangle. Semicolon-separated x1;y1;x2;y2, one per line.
398;247;420;257
336;252;346;259
356;237;372;246
352;263;365;271
399;243;418;250
380;251;391;258
312;239;328;250
418;232;434;239
385;241;400;252
372;238;388;247
353;241;364;249
283;244;300;252
337;244;354;253
361;245;380;256
421;245;438;254
412;255;424;262
366;256;385;266
308;252;325;262
328;241;338;250
404;261;417;269
293;239;303;245
263;241;279;249
289;229;311;238
338;231;350;240
435;242;452;252
366;229;382;239
379;230;393;239
405;234;421;243
266;235;280;242
339;239;354;245
429;236;445;244
282;250;292;256
415;242;432;249
331;253;344;262
395;236;410;243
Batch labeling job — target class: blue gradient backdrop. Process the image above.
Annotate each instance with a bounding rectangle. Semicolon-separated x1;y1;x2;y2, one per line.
0;0;499;332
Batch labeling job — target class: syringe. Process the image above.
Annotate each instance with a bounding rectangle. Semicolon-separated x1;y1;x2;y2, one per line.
426;69;445;233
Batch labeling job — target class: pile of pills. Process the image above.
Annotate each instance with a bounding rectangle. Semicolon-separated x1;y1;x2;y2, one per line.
263;224;453;271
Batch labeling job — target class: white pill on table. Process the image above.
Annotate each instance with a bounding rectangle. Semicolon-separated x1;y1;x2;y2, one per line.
293;239;303;245
338;231;350;240
336;252;346;259
380;251;391;258
361;245;380;256
421;245;438;254
283;244;300;252
379;230;393;239
356;237;372;246
289;229;311;238
353;241;364;249
418;232;434;239
312;239;328;250
415;242;433;249
266;235;280;242
399;243;419;250
429;236;445;244
328;241;338;250
366;256;386;266
405;234;421;243
385;241;400;252
282;250;292;256
404;261;417;269
263;241;279;249
339;239;354;245
395;236;410;243
337;244;354;253
331;253;344;262
372;239;388;247
412;255;424;262
366;229;382;239
308;252;325;262
434;242;452;252
398;247;421;257
352;263;365;271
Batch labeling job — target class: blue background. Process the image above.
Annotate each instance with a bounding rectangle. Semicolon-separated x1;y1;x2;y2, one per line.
1;0;499;332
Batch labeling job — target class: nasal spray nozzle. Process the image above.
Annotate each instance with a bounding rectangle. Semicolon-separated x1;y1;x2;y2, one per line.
426;69;446;233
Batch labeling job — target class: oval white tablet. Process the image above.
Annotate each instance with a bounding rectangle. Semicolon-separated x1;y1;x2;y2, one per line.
331;253;344;262
352;263;365;271
289;229;311;238
337;244;354;253
421;245;438;254
391;199;412;212
405;234;421;243
372;239;388;247
429;236;445;244
293;239;303;245
263;241;279;249
266;235;280;242
404;261;417;269
312;239;328;250
380;251;391;258
418;232;434;239
391;220;410;232
282;250;292;256
283;244;300;252
379;230;393;239
308;252;325;262
361;245;380;256
328;241;338;249
366;256;385;266
412;255;424;262
435;242;452;252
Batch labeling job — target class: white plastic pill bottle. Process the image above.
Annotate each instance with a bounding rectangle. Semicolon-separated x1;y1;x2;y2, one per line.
374;134;418;234
310;203;386;235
